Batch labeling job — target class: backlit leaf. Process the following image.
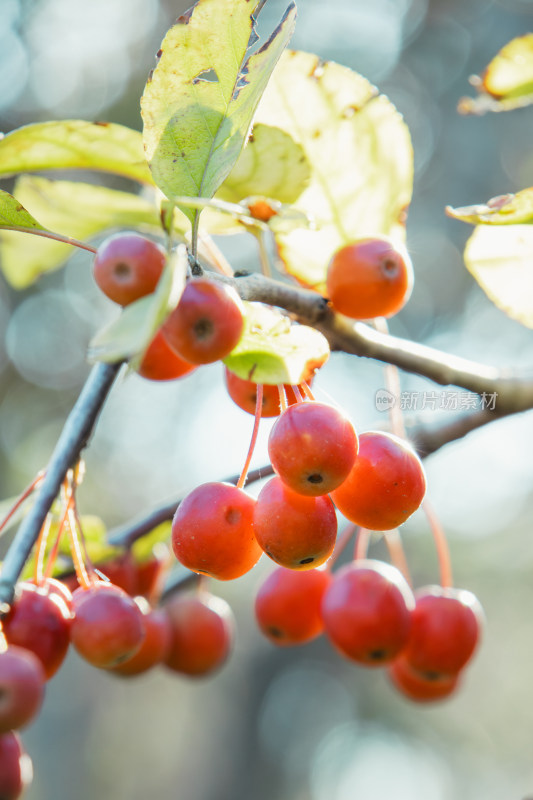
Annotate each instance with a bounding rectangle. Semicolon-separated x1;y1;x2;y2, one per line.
446;189;533;226
464;224;533;328
223;302;329;384
141;0;296;228
254;50;413;293
0;177;168;288
0;120;153;183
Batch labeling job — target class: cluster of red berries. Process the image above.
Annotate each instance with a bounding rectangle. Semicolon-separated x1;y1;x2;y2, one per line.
0;559;235;799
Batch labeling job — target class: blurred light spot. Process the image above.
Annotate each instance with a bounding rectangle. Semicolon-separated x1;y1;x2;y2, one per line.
0;29;29;112
403;16;471;95
6;289;92;389
311;723;451;800
258;664;354;780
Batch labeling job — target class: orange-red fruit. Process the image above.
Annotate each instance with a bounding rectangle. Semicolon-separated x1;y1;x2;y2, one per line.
224;368;309;418
402;586;483;677
388;656;460;703
111;607;172;677
164;593;234;677
162;278;244;365
268;402;358;496
93;233;166;306
71;584;145;668
331;431;426;531
136;329;196;382
326;236;414;320
0;647;45;734
171;482;261;580
253;477;337;569
255;567;332;645
0;732;33;800
2;580;73;680
321;559;414;666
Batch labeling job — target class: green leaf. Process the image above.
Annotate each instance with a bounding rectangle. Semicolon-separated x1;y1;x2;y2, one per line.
216;123;311;205
447;190;533;226
0;176;168;288
141;0;297;228
0;188;49;233
223;302;330;384
88;244;188;363
253;50;413;293
131;521;172;564
464;224;533;328
0;120;153;183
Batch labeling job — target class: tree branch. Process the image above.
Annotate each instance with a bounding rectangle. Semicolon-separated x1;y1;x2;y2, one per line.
0;361;123;611
223;272;533;414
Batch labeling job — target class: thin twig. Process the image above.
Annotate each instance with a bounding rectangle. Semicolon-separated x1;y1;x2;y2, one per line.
0;361;122;611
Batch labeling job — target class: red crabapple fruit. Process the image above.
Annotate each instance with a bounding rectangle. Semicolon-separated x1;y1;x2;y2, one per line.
93;232;166;306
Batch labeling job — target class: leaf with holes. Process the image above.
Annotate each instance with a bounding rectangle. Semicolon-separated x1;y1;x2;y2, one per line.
141;0;296;232
0;120;153;183
223;302;329;385
447;189;533;226
464;224;533;328
0;177;173;288
459;34;533;115
253;50;413;293
89;244;188;364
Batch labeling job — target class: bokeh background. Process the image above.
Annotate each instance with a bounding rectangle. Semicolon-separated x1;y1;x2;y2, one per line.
1;0;533;798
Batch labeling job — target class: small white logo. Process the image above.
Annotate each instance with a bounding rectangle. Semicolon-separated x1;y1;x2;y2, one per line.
375;389;395;411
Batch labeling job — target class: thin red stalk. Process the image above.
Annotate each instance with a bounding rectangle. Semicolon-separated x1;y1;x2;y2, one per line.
354;527;371;561
278;384;288;413
327;523;359;570
423;500;453;588
66;502;93;590
71;501;98;585
236;384;264;490
290;384;304;403
300;381;315;401
383;529;412;587
33;515;52;585
0;471;45;538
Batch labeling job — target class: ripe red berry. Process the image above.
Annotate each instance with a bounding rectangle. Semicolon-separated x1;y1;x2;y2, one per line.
136;329;196;382
164;592;234;677
171;482;261;581
402;586;483;677
93;232;166;306
268;402;358;496
321;559;414;666
71;583;145;669
2;580;73;680
253;477;337;569
326;236;414;320
0;647;45;734
331;431;426;531
0;732;33;800
111;606;172;677
388;656;460;703
162;278;244;364
255;567;332;645
224;367;308;418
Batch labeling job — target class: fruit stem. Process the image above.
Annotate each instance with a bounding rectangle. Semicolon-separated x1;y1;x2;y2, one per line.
278;385;288;413
236;384;264;490
290;384;304;403
300;381;315;401
64;483;93;590
0;470;45;538
354;527;371;561
383;529;412;587
33;515;52;586
255;230;273;278
423;500;453;588
327;523;358;570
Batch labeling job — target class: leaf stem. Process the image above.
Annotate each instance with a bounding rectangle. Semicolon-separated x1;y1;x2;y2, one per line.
5;227;97;254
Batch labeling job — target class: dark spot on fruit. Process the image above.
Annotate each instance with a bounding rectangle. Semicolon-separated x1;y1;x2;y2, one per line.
307;473;323;484
194;318;214;340
114;262;131;280
382;258;398;275
267;626;284;639
300;557;314;565
225;508;241;525
368;649;386;661
423;670;442;682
